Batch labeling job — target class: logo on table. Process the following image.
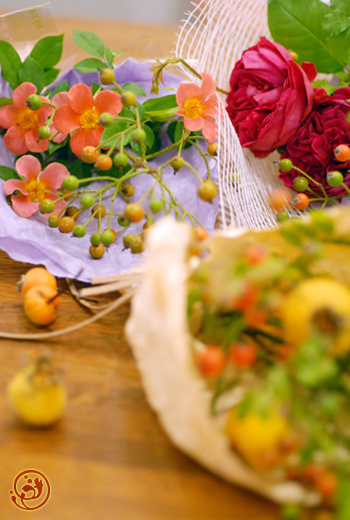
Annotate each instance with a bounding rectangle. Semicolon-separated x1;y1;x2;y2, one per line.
10;470;50;510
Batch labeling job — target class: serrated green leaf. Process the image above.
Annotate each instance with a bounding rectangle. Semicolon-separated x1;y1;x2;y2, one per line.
74;58;106;74
0;166;20;181
0;97;13;107
323;9;350;36
30;34;64;68
18;57;45;94
312;79;336;94
0;40;21;90
44;68;60;86
268;0;345;73
53;80;70;96
73;29;105;59
101;121;130;148
122;82;146;96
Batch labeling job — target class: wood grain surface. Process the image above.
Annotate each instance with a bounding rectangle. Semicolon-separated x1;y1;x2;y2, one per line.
0;13;280;520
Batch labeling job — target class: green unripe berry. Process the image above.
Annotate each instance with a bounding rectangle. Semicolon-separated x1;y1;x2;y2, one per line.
123;234;134;249
39;198;55;214
276;146;286;155
327;170;343;187
276;210;289;223
131;128;146;143
62;175;79;192
149;198;163;212
98;112;114;127
118;215;130;228
292;176;308;192
171;156;185;172
90;233;102;246
100;68;115;85
101;229;115;246
121;91;136;107
37;125;51;139
280;504;302;520
279;159;293;172
80;194;95;209
48;215;59;228
113;152;129;169
130;235;145;254
25;94;43;110
73;225;86;238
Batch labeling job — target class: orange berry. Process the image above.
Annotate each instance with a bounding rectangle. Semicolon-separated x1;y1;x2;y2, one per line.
24;285;60;326
315;471;337;504
246;245;267;265
89;244;106;259
244;308;269;327
92;204;106;219
124;203;145;223
66;206;80;221
229;341;257;368
333;144;350;162
81;146;99;164
293;192;309;210
193;227;209;241
19;267;57;300
268;187;292;212
194;345;226;379
235;282;259;311
207;142;218;155
58;216;75;233
61;189;72;201
94;155;113;171
301;463;324;485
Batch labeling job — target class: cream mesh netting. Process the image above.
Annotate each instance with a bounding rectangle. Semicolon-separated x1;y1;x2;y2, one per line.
175;0;299;230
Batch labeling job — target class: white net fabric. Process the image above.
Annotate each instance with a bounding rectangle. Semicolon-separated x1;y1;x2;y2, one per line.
175;0;299;229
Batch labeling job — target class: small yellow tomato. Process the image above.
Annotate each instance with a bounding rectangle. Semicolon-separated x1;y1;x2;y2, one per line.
8;358;66;427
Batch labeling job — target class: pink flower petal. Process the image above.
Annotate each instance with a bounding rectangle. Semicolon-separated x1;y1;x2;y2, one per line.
51;127;68;143
52;91;70;107
70;128;101;157
3;126;28;154
183;115;204;132
15;155;41;181
0;105;21;129
202;116;218;143
10;194;39;218
4;179;28;196
40;162;70;191
37;101;54;125
69;83;94;114
176;83;201;108
95;90;122;116
200;72;217;101
12;82;37;108
25;130;50;153
53;104;81;134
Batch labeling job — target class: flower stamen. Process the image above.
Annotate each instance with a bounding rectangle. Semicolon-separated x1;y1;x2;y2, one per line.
18;109;38;131
79;108;99;130
184;98;204;119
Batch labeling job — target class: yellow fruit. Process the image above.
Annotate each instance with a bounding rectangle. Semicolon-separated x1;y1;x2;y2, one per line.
226;408;288;469
281;277;350;355
8;358;66;427
19;267;57;299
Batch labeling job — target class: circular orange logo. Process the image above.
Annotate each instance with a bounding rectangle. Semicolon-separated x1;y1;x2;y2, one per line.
10;470;50;510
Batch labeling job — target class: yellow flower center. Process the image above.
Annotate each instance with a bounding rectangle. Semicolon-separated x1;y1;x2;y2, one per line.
25;180;46;202
18;108;38;131
183;97;204;119
79;107;99;129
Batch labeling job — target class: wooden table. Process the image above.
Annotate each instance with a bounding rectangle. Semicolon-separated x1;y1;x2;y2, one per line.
0;14;280;520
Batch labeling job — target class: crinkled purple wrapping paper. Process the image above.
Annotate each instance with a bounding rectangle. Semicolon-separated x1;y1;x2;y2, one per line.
0;58;218;281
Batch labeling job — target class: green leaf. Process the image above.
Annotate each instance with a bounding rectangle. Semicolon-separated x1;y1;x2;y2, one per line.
323;9;350;36
105;47;115;68
312;79;336;94
57;159;92;179
130;124;155;156
280;229;303;246
18;57;45;94
174;120;184;143
74;58;106;74
92;81;102;96
268;0;345;73
73;29;105;59
44;68;60;86
53;80;70;96
130;101;145;121
0;40;22;90
30;34;64;68
122;82;146;96
101;121;130;148
0;97;13;107
47;136;69;156
0;166;20;181
143;94;177;113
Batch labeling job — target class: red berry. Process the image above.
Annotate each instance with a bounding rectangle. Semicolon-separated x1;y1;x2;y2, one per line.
194;346;226;378
229;342;257;368
293;193;309;210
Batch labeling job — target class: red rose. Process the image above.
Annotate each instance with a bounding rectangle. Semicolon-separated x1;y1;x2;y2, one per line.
280;87;350;197
226;37;316;157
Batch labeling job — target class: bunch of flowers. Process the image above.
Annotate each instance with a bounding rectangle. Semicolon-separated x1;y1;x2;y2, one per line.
226;0;350;216
0;30;220;260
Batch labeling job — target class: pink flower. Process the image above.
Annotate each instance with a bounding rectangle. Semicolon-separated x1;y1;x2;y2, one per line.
280;87;350;197
51;91;70;144
0;82;53;155
176;72;219;143
4;155;70;218
226;37;316;157
52;83;122;157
